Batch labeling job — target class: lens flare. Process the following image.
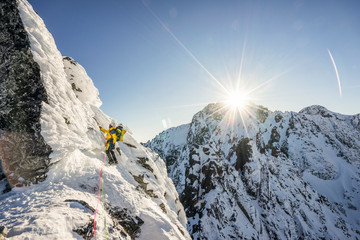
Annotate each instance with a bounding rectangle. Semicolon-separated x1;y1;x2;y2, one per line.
144;1;286;139
225;91;249;111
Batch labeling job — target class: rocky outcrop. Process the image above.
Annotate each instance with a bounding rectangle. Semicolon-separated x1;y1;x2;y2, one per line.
0;0;51;188
0;226;8;240
147;103;360;239
64;199;144;240
106;206;144;239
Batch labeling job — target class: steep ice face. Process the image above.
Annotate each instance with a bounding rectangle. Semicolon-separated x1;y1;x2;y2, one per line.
17;0;101;157
0;1;190;239
63;56;102;108
147;103;360;239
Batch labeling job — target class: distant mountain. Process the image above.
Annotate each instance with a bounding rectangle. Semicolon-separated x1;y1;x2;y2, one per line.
0;1;190;239
145;123;190;193
145;103;360;239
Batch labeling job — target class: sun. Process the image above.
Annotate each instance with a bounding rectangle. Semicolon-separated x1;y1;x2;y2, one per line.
219;89;254;132
225;91;250;111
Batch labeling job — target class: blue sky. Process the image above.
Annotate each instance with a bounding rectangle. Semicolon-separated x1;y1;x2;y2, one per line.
28;0;360;142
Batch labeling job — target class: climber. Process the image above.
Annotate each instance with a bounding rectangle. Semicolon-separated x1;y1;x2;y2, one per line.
99;123;118;164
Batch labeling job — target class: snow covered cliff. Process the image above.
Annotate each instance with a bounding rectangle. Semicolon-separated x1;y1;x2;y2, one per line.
145;123;190;193
145;103;360;239
0;0;190;239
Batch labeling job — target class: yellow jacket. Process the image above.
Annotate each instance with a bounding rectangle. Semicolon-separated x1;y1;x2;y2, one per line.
100;126;117;143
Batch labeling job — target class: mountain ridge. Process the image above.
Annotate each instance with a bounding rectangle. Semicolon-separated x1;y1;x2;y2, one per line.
145;102;360;239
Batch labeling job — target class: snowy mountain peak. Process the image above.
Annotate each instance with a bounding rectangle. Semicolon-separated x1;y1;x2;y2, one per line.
299;105;336;117
146;102;360;239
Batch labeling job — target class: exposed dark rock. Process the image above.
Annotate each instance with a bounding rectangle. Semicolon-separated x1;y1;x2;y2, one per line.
2;182;11;194
351;115;360;131
177;225;185;236
73;220;94;240
0;0;52;188
236;199;252;224
165;155;177;167
71;82;82;92
136;157;153;173
180;180;199;218
65;199;95;212
131;174;158;198
235;138;252;172
267;126;281;157
254;106;269;123
188;147;200;166
64;200;95;239
275;113;283;123
63;56;77;65
106;206;144;239
280;140;289;158
79;183;98;193
124;143;136;148
0;226;8;240
64;199;144;239
256;131;266;154
200;163;216;194
159;203;167;214
63;117;70;125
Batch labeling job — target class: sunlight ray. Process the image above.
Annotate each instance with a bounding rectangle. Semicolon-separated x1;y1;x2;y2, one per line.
206;104;229;119
143;1;230;95
236;39;247;90
160;102;210;110
246;70;290;95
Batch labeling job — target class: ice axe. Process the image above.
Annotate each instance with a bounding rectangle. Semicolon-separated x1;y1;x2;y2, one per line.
93;117;100;127
93;117;107;143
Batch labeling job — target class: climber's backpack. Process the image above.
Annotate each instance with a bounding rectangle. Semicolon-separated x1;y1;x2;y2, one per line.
115;126;123;142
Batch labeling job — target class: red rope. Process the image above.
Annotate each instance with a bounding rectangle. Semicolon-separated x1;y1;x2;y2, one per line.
93;144;107;239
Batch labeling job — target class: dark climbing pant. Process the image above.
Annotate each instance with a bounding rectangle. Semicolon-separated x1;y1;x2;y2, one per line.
106;140;117;163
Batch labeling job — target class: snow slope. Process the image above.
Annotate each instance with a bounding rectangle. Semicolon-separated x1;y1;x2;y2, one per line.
0;1;190;239
146;103;360;239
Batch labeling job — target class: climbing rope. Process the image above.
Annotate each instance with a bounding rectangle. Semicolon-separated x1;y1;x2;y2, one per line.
102;169;108;239
93;143;108;240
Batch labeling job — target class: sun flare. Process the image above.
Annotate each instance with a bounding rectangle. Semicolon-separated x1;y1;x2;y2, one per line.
225;91;250;111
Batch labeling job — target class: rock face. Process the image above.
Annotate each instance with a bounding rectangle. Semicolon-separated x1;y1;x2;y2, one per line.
0;226;8;240
146;103;360;239
0;0;51;188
